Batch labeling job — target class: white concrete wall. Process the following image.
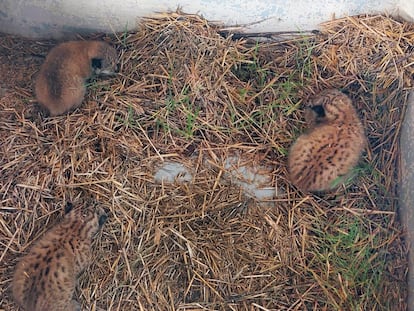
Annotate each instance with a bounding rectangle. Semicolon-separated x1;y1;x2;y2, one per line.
0;0;403;39
401;92;414;310
399;0;414;21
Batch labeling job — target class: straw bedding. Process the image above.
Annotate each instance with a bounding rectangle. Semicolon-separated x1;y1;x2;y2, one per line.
0;11;412;310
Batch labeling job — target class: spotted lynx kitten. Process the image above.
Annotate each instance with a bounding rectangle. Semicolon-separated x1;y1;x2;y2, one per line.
35;40;118;116
12;203;107;311
288;88;366;192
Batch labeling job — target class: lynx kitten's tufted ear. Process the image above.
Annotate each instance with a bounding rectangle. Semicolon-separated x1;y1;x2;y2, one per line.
64;201;74;214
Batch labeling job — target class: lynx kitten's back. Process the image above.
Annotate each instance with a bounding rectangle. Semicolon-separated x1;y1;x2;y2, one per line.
35;40;118;116
288;88;366;192
12;204;107;311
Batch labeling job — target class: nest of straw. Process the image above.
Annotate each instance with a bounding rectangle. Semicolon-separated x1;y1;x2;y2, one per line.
1;11;413;310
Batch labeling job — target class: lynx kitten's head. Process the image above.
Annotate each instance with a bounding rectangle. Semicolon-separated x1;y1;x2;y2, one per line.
64;202;107;238
91;43;119;76
306;88;355;124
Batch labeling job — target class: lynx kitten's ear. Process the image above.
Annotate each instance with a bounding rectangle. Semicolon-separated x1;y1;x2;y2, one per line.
64;202;74;214
99;214;108;227
310;105;325;117
92;58;103;69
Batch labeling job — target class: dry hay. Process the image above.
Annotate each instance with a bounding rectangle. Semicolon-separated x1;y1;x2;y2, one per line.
1;11;413;310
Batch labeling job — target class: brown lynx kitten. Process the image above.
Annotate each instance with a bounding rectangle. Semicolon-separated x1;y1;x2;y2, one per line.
35;40;118;116
12;203;107;311
288;88;366;192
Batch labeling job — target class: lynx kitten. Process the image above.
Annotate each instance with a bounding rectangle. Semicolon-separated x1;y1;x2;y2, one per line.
288;88;366;192
12;203;107;311
35;40;118;116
